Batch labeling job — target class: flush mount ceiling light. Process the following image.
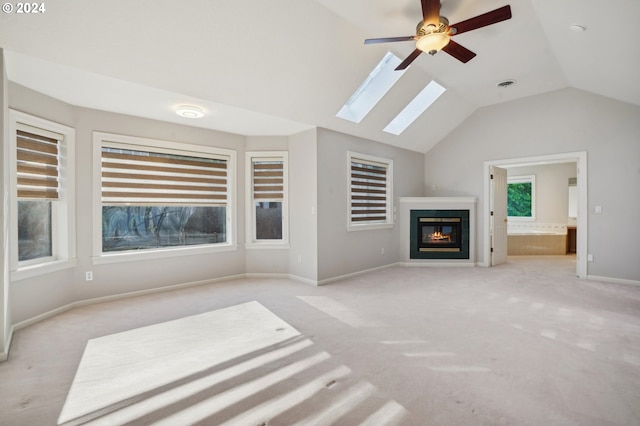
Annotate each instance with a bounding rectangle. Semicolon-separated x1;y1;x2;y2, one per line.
569;24;586;32
175;105;204;118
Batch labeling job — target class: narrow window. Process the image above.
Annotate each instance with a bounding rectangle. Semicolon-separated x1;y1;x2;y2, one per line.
10;110;76;278
246;152;288;245
348;152;393;230
16;129;58;262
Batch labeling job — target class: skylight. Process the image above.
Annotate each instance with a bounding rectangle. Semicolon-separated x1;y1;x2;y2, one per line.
383;81;446;135
336;52;406;124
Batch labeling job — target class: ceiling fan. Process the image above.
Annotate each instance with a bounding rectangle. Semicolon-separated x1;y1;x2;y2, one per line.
365;1;512;70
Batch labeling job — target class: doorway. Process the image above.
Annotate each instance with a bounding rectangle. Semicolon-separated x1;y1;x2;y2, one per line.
483;152;588;278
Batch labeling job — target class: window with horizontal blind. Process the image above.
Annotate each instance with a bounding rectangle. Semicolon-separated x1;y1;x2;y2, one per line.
9;110;76;276
246;152;288;245
94;133;236;255
348;152;393;230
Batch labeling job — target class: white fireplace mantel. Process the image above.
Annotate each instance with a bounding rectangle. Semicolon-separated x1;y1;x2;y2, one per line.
399;197;477;265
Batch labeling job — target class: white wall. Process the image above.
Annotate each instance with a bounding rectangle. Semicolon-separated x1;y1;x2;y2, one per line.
316;128;425;282
424;88;640;282
507;162;576;224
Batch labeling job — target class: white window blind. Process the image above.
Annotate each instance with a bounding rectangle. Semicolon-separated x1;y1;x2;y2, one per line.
17;129;60;200
101;146;228;205
350;157;389;223
252;160;284;200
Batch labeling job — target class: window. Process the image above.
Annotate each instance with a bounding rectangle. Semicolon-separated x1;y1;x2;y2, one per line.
508;175;536;220
383;80;446;135
9;110;76;278
336;52;406;124
348;152;393;230
246;152;288;246
94;133;236;259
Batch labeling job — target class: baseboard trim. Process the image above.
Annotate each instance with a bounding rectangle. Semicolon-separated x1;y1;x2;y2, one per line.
244;273;290;280
287;274;319;286
587;275;640;286
317;262;402;286
8;274;248;339
1;325;15;362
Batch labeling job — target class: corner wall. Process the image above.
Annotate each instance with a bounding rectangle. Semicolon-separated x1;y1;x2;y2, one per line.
316;128;425;282
1;50;10;359
8;83;249;324
424;88;640;282
288;129;318;283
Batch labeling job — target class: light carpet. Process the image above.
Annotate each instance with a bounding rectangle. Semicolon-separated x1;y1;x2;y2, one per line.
1;256;639;425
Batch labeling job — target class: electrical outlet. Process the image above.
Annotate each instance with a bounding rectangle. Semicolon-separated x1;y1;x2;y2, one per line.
381;247;385;255
85;271;93;281
297;255;302;264
587;254;593;262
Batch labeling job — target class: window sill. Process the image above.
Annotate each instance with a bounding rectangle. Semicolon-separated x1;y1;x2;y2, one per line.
92;243;238;265
11;258;78;281
245;243;290;250
347;223;394;232
507;217;536;222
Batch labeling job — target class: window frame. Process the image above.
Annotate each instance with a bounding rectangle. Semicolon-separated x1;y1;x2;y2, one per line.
9;110;77;280
507;175;536;221
245;151;289;248
347;151;394;232
92;132;237;264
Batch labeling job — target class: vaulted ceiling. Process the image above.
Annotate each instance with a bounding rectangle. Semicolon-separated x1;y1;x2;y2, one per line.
1;0;638;153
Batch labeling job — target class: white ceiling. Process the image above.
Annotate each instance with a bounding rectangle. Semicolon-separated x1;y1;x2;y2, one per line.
1;0;638;153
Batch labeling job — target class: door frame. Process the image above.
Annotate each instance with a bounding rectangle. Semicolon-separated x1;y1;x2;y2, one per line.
482;151;588;278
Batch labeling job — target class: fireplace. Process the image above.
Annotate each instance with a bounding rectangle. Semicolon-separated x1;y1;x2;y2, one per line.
410;210;470;259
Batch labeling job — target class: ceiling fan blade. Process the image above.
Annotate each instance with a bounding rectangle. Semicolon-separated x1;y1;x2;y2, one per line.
441;39;476;63
449;5;512;36
364;36;416;45
395;49;423;71
421;0;441;27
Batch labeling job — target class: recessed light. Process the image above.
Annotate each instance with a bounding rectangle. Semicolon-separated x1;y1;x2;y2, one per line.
496;79;516;88
569;24;586;32
175;105;204;118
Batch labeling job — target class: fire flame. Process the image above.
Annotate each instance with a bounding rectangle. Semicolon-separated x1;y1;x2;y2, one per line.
429;231;451;242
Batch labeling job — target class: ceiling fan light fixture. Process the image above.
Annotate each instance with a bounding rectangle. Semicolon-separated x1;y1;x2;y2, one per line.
416;32;450;55
175;105;204;118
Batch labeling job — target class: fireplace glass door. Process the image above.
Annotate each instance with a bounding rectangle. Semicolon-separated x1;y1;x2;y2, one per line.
418;217;462;252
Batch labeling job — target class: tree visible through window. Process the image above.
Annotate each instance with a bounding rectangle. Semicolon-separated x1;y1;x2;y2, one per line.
99;139;232;253
246;153;287;244
16;129;59;262
508;176;535;219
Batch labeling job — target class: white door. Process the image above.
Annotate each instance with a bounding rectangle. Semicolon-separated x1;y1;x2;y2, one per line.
490;166;508;266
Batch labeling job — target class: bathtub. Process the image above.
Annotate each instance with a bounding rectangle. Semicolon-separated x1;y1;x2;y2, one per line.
507;223;567;255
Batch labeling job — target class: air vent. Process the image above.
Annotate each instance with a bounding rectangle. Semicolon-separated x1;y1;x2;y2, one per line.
497;79;516;88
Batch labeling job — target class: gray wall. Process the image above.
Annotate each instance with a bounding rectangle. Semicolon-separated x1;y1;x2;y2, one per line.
288;129;318;283
316;128;425;282
507;162;577;224
1;50;10;357
424;88;640;281
9;84;250;323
